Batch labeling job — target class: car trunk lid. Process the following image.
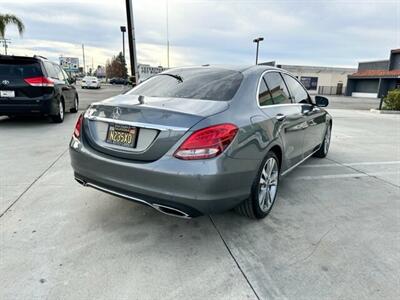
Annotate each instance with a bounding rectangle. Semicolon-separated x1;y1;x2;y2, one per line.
0;56;46;101
83;94;229;161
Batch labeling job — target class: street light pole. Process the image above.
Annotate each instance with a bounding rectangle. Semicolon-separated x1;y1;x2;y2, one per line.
125;0;138;85
82;43;86;75
253;37;264;65
120;26;126;59
0;38;11;55
166;0;170;68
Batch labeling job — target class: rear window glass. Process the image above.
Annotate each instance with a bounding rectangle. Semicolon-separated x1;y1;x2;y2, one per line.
0;60;42;79
129;68;243;101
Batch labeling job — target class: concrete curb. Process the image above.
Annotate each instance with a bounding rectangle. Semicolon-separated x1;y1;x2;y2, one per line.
370;109;400;114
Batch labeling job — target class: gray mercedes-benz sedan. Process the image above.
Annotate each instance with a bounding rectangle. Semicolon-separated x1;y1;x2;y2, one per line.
69;65;332;219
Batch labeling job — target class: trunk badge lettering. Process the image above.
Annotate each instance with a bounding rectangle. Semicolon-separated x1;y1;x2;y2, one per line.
1;80;10;85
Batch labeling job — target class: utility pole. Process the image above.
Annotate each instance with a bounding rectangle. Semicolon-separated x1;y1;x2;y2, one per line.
253;37;264;65
0;38;11;55
120;26;126;59
125;0;138;85
166;0;170;68
82;44;86;75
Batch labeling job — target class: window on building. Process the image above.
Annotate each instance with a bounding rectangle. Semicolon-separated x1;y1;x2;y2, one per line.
282;74;310;104
300;76;318;90
263;72;291;105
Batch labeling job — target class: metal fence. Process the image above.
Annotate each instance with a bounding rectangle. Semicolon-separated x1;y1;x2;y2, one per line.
317;85;346;95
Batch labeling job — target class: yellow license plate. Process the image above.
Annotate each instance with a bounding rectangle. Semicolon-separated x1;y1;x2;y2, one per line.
106;124;137;148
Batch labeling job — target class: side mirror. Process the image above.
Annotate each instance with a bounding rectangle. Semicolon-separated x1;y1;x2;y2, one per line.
315;95;329;107
68;77;76;84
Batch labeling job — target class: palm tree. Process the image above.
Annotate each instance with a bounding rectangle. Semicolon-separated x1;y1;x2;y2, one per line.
0;14;25;38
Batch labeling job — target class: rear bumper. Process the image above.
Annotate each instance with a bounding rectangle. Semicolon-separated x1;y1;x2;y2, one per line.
69;137;259;217
0;95;56;115
82;84;99;88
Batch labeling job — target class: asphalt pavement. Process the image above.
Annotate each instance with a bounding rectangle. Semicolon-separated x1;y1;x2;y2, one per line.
0;86;399;300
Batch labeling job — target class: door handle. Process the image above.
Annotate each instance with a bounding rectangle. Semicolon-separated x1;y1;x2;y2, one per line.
276;113;286;121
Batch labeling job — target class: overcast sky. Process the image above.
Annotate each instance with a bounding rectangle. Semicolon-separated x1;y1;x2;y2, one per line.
0;0;399;69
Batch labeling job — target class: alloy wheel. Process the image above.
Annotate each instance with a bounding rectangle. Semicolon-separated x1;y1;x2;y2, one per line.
258;157;279;212
324;126;331;154
59;101;64;119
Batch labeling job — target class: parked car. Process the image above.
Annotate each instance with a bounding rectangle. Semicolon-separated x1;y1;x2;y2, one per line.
70;66;332;219
109;77;129;85
0;55;78;123
81;76;101;89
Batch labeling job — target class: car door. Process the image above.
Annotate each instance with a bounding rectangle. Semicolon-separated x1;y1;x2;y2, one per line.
282;73;327;157
61;68;76;99
258;71;307;170
54;64;74;107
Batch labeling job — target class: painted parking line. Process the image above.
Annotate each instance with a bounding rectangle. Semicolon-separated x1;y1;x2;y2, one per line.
293;171;400;180
300;161;400;168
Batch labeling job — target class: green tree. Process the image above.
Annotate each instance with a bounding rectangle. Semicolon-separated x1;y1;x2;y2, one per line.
0;14;25;38
105;52;128;79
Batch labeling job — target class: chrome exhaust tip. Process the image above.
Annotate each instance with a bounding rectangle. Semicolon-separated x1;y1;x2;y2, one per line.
152;204;192;219
75;177;87;186
74;177;192;219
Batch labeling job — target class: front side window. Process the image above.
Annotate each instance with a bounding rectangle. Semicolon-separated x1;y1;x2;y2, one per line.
61;69;70;81
129;68;243;101
258;79;273;106
282;74;310;104
263;72;291;105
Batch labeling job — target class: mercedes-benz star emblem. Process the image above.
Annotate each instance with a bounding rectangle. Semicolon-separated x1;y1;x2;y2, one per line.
112;107;122;120
1;80;10;85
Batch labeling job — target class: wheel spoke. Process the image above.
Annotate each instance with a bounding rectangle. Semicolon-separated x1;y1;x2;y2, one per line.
259;188;267;207
265;188;271;208
261;168;267;179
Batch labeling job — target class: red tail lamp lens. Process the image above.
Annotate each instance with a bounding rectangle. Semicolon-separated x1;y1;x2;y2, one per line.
73;114;83;138
174;123;238;160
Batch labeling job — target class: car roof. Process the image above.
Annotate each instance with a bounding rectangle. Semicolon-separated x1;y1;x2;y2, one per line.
0;54;50;62
165;64;282;74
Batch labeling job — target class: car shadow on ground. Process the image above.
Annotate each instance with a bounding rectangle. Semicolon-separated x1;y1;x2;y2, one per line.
0;114;77;127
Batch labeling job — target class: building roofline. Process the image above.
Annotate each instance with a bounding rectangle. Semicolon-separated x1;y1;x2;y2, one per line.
277;64;357;72
358;59;389;64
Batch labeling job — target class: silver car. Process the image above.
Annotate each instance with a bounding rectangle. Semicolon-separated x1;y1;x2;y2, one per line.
69;65;332;219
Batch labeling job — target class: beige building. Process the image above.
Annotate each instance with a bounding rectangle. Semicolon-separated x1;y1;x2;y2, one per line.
261;62;356;95
138;64;167;82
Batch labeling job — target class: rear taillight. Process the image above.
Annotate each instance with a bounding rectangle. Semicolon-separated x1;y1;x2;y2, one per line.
73;114;83;139
174;123;238;160
24;76;54;87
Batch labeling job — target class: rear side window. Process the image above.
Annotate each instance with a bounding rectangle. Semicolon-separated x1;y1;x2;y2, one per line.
258;79;273;106
282;74;310;104
44;62;58;79
0;59;42;79
129;68;243;101
263;72;291;105
53;65;65;81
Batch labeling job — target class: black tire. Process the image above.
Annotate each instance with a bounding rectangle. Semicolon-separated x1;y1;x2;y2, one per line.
70;95;79;113
313;123;331;158
51;99;64;123
235;151;280;219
